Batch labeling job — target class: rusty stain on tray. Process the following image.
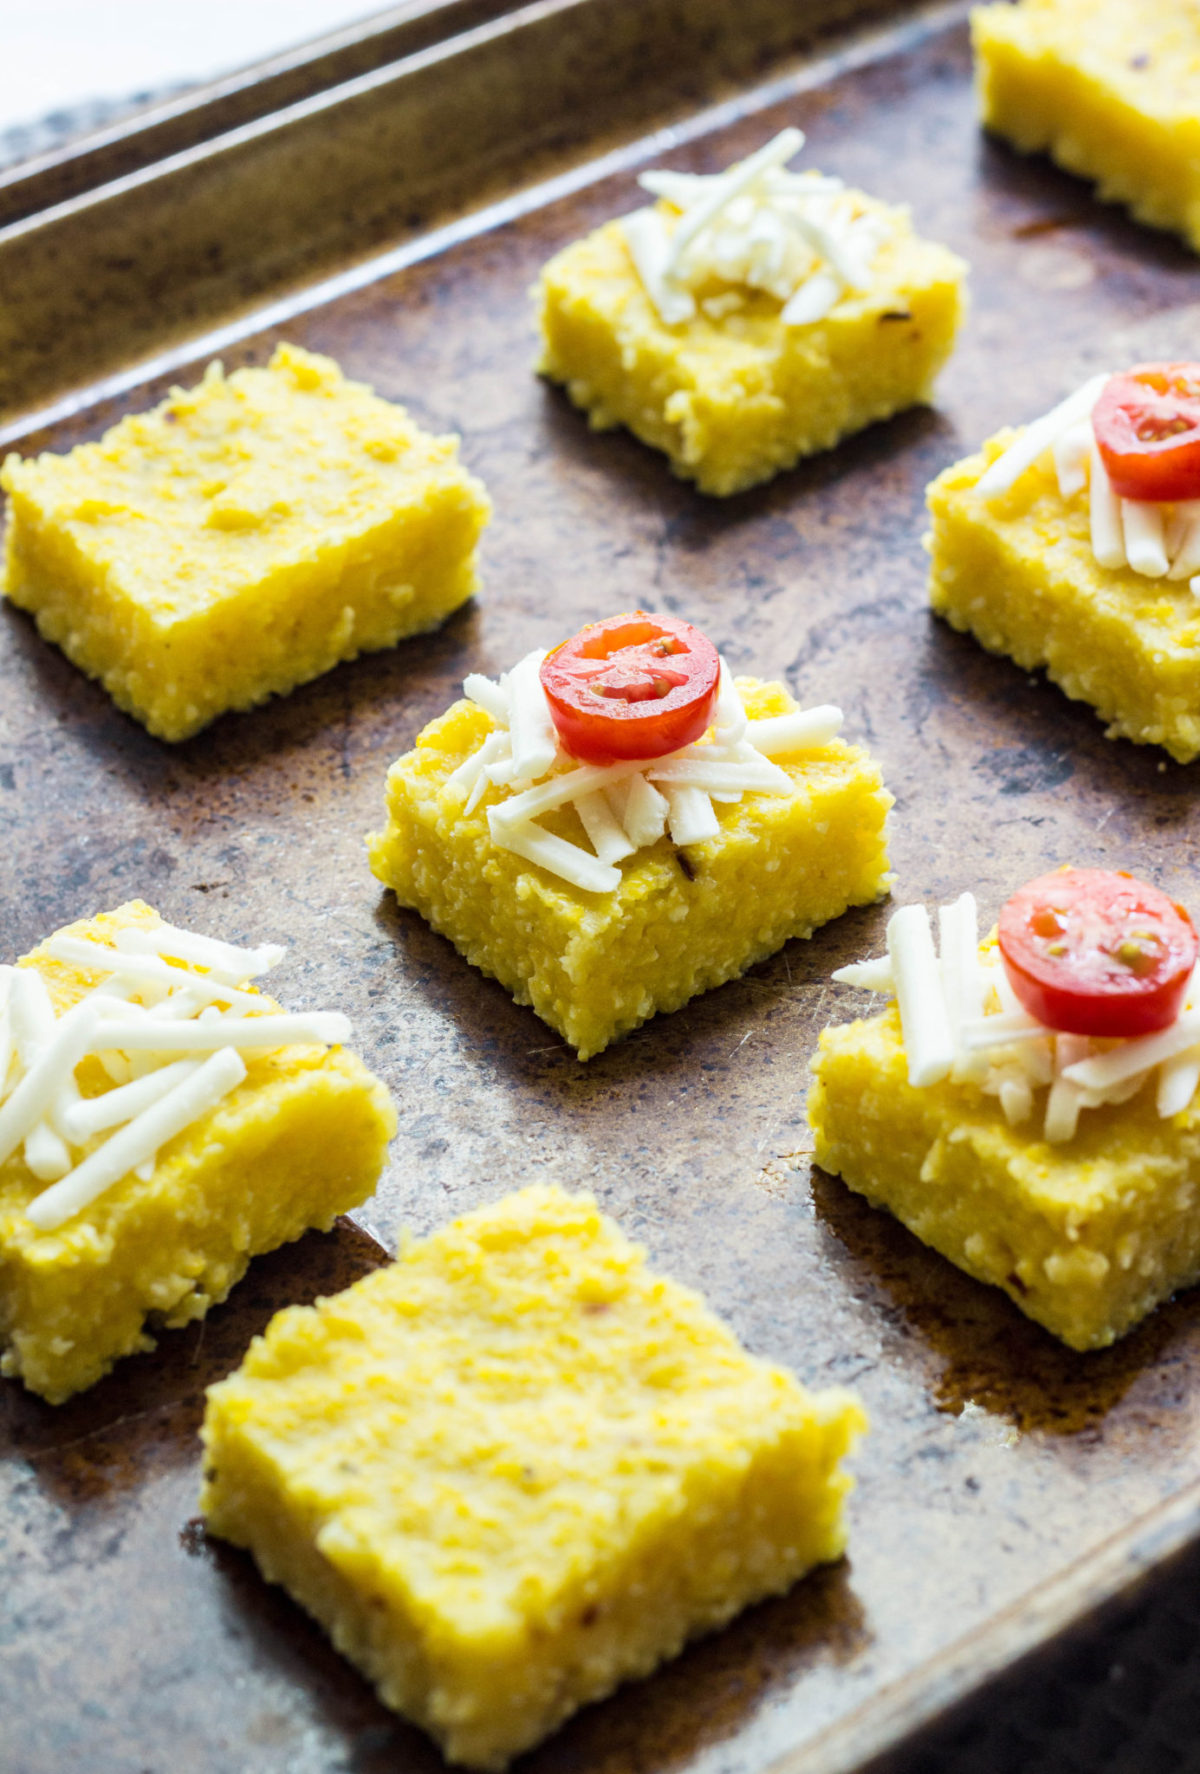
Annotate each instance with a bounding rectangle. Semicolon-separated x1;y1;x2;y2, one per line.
4;7;1200;1774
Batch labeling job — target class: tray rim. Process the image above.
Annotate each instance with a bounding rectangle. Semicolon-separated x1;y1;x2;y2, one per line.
787;1470;1200;1774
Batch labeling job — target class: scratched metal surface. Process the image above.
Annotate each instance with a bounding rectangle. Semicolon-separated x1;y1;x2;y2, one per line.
5;12;1200;1774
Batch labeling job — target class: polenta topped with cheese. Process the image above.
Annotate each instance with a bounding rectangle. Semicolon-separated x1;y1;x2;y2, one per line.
537;132;966;495
368;615;893;1056
812;872;1200;1349
0;901;395;1402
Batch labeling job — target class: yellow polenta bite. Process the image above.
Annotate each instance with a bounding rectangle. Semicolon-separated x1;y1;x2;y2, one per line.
809;871;1200;1350
928;366;1200;761
536;128;967;496
200;1183;866;1771
974;0;1200;251
0;343;491;741
0;900;395;1403
367;611;892;1058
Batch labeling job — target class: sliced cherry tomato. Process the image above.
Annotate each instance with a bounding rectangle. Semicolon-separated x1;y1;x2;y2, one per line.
539;612;720;764
997;868;1197;1039
1092;363;1200;502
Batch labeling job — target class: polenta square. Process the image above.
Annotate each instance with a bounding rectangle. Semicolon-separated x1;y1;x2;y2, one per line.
367;654;893;1059
536;129;967;495
0;343;491;741
809;1000;1200;1341
200;1185;866;1771
0;901;395;1403
810;1001;1200;1351
974;0;1200;252
927;417;1200;761
810;883;1200;1351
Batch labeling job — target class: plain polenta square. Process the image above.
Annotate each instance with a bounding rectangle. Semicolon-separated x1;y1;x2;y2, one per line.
0;343;491;741
366;680;893;1059
0;902;396;1403
535;205;966;496
200;1184;866;1770
808;1002;1200;1351
927;433;1200;761
974;0;1200;252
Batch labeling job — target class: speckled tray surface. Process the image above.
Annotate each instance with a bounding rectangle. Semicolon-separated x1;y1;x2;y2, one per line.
6;5;1200;1773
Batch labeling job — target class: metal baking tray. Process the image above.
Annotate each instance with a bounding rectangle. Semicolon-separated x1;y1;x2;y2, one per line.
6;2;1200;1770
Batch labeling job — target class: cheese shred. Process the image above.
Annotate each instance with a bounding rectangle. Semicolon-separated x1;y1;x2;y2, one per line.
620;129;891;331
1;926;352;1229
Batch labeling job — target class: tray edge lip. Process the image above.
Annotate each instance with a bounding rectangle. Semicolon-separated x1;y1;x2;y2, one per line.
772;1452;1200;1773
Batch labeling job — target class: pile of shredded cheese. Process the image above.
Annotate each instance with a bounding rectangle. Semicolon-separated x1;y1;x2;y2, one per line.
444;651;842;893
0;923;351;1232
834;895;1200;1143
975;374;1200;591
620;127;891;330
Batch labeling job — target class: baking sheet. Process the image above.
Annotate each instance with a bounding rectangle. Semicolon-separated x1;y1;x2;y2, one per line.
6;5;1200;1772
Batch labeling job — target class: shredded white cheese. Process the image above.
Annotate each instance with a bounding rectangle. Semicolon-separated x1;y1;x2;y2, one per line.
1158;1048;1200;1117
113;923;285;981
886;905;955;1088
43;936;266;1012
974;376;1110;499
25;1048;249;1233
0;967;14;1100
506;648;558;784
938;892;987;1085
663;784;720;846
831;956;894;993
62;1058;205;1142
574;789;635;864
620;128;892;330
0;925;351;1229
833;899;1200;1142
975;373;1200;594
450;647;843;893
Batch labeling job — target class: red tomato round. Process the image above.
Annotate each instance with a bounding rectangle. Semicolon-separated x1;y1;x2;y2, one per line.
539;612;720;764
997;868;1197;1039
1092;363;1200;502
